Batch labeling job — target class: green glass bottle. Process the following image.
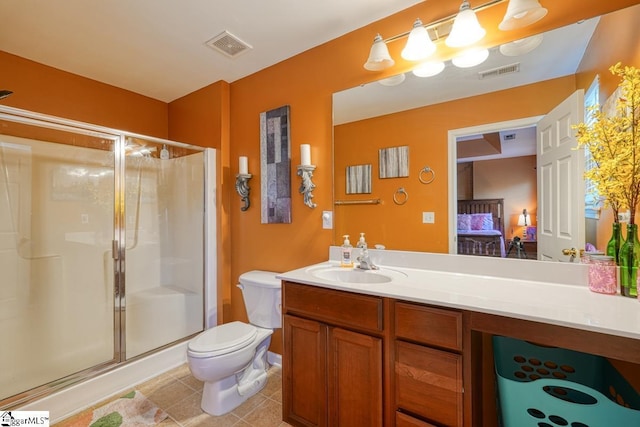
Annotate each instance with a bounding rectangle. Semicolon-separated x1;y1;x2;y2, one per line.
606;222;622;265
619;223;640;297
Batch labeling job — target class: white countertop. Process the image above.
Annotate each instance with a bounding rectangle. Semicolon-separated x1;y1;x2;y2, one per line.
277;247;640;341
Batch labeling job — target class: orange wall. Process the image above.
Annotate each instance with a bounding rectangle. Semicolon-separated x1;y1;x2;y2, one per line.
168;82;232;325
334;77;574;252
0;51;168;137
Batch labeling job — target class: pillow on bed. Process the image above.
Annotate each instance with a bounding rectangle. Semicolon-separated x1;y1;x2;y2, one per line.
471;213;494;230
457;214;471;231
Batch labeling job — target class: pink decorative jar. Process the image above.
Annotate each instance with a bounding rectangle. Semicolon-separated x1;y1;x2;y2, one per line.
588;255;617;294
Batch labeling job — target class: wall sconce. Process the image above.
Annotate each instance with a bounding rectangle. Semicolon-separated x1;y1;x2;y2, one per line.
0;90;13;100
364;0;547;73
236;156;252;211
297;144;317;208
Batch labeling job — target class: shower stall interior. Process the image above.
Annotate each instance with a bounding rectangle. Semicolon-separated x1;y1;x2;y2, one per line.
0;106;214;408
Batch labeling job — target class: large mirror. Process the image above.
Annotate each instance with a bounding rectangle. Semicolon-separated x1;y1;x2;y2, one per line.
332;2;640;259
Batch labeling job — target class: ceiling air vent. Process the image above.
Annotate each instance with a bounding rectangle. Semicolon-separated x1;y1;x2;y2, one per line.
205;31;252;58
478;63;520;79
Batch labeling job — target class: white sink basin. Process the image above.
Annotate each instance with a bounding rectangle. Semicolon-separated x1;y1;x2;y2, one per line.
307;266;407;284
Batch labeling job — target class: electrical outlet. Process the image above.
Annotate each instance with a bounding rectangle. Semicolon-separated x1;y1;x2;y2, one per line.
322;211;333;229
619;210;631;222
422;212;435;224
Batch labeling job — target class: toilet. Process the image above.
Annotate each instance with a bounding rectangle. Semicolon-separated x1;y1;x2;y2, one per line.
187;270;282;416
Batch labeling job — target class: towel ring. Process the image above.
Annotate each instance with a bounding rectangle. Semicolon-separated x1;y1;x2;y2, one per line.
419;166;436;184
393;187;409;205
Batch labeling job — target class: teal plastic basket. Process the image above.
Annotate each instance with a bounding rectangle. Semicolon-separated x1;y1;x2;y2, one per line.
493;336;640;427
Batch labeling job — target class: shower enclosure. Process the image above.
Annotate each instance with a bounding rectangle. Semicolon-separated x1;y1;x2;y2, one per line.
0;106;214;408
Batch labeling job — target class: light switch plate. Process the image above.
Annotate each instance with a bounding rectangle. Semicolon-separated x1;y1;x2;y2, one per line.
422;212;435;224
322;211;333;229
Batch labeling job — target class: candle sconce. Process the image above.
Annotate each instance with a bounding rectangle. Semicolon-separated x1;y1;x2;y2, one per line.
297;165;317;208
235;173;252;211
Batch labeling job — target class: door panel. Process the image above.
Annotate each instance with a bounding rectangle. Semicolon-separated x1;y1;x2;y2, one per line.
537;90;585;261
328;327;383;427
283;314;328;427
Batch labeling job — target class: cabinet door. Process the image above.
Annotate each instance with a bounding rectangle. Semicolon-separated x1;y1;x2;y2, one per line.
283;314;327;427
328;327;383;427
396;341;463;427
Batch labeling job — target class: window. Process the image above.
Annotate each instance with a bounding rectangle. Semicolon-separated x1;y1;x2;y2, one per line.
584;76;600;219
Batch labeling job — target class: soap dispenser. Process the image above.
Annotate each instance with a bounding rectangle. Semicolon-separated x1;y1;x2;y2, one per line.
358;232;367;249
341;235;353;268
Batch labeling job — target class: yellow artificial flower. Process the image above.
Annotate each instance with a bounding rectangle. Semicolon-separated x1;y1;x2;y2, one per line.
574;63;640;224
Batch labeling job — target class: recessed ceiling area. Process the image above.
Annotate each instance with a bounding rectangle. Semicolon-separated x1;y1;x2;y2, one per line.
457;126;536;162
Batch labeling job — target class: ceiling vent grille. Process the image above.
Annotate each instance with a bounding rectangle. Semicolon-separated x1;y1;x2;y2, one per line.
478;63;520;79
205;31;252;58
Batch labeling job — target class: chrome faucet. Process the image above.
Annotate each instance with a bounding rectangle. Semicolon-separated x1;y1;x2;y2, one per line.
356;233;378;270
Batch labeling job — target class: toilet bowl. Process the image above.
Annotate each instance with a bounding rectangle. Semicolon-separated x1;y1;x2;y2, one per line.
187;270;281;416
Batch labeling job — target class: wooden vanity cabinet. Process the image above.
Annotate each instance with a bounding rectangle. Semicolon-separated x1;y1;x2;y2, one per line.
394;302;464;427
282;281;385;427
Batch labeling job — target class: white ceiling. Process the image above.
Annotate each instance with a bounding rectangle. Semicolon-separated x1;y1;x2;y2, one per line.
0;0;422;102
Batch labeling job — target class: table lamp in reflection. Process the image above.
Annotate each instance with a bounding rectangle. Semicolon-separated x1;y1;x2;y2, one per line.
517;208;531;238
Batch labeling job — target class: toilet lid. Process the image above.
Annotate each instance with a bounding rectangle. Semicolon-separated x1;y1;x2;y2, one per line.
188;321;257;356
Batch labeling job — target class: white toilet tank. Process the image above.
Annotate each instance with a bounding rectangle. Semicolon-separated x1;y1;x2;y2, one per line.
238;270;282;329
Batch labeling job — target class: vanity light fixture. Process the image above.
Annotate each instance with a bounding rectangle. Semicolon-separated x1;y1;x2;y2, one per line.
364;34;395;71
499;0;548;31
451;47;490;68
363;0;503;72
236;156;252;211
363;0;547;73
412;61;446;78
499;33;544;56
378;73;406;86
297;144;317;208
445;0;487;48
401;18;436;61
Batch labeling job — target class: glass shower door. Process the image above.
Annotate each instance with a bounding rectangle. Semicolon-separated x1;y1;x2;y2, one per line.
123;138;205;358
0;118;118;403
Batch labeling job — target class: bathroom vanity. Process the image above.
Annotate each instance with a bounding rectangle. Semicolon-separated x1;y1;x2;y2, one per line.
278;248;640;427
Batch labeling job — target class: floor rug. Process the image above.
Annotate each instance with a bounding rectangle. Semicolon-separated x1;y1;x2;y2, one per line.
70;390;168;427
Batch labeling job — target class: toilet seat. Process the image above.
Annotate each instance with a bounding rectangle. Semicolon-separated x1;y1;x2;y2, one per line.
188;321;258;358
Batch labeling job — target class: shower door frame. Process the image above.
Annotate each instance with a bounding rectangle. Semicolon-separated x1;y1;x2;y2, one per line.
0;105;211;410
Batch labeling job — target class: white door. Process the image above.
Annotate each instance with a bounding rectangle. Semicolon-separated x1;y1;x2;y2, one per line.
537;90;585;261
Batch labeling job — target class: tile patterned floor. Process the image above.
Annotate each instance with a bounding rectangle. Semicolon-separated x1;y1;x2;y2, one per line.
55;364;291;427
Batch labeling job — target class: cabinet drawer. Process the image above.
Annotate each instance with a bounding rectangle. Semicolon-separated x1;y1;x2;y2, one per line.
396;340;463;427
396;412;437;427
283;281;383;332
395;302;462;351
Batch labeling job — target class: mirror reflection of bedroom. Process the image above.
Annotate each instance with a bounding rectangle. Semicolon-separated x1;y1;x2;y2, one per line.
456;126;539;260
